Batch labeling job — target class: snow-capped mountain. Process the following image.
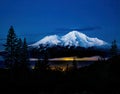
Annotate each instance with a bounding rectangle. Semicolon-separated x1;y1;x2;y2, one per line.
30;31;108;48
32;35;61;47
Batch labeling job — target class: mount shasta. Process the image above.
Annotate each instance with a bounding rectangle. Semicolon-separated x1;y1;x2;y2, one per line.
30;31;108;48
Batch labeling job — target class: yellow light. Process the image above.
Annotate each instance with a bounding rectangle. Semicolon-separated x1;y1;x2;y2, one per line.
63;57;74;61
50;56;99;61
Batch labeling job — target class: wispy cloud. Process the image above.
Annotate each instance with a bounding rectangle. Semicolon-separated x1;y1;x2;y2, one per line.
56;27;100;31
55;26;101;34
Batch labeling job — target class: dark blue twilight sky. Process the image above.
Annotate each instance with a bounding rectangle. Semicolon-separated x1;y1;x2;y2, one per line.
0;0;120;50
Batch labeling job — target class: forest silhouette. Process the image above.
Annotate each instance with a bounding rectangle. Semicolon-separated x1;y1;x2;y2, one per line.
0;26;120;94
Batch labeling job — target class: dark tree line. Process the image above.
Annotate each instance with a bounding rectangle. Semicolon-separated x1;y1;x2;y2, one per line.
110;40;118;56
34;52;50;72
4;26;29;70
0;26;120;94
29;45;108;59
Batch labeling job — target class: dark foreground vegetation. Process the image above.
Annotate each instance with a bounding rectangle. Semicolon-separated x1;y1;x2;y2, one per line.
0;55;120;94
0;26;120;94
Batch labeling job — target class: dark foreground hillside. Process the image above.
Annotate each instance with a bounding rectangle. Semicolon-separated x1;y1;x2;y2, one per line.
0;55;120;94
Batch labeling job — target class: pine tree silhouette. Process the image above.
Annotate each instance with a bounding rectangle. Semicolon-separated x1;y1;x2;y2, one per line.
72;57;77;71
110;40;118;56
4;26;18;68
20;38;29;72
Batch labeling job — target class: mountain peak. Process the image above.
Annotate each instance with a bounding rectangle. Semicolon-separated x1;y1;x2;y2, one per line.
31;35;61;47
63;30;87;40
66;31;86;38
68;30;84;34
30;31;108;48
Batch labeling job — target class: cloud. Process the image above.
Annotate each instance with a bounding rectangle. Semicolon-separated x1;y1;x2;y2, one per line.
55;26;101;34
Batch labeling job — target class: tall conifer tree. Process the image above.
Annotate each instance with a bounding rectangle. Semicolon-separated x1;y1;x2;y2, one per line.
21;38;29;69
110;40;118;56
4;26;18;68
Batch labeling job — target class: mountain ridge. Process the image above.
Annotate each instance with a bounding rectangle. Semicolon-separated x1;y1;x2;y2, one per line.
30;31;108;48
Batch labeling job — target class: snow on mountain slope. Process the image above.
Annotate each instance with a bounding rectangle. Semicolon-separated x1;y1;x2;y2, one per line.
61;31;106;47
31;35;61;47
30;31;107;48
